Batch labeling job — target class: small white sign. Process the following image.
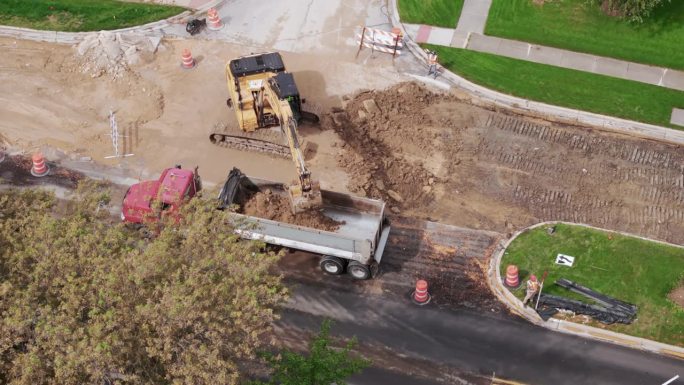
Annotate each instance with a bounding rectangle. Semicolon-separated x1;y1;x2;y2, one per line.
248;79;263;90
555;253;575;267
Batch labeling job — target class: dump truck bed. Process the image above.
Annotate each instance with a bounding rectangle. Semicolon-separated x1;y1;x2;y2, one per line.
220;172;389;265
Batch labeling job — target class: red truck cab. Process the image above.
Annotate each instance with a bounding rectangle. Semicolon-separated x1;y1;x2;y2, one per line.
121;166;200;224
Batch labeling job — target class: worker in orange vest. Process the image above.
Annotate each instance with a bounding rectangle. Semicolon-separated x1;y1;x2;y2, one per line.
523;274;540;305
426;50;438;79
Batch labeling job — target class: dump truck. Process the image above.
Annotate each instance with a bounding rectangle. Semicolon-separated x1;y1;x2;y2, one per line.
121;166;390;280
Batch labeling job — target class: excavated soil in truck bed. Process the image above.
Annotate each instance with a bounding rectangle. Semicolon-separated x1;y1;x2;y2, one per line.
242;189;343;232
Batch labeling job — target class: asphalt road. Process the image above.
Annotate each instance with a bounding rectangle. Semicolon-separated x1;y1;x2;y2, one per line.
279;278;684;385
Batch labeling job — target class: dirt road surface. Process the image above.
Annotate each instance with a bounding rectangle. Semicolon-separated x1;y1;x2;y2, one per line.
0;36;411;187
331;83;684;245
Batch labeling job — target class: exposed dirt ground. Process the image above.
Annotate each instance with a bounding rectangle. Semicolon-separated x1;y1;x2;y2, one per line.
328;83;684;245
0;37;407;186
669;284;684;309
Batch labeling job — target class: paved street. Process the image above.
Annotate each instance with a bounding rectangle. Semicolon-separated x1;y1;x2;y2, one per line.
279;278;684;385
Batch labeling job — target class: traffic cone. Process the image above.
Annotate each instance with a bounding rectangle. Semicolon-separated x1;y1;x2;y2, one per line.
207;8;224;31
412;279;431;305
504;265;520;288
181;48;195;69
31;152;49;177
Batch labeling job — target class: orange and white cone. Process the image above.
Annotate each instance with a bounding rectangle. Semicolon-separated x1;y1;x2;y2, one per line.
504;264;520;288
31;152;49;177
412;279;431;305
207;8;224;31
181;48;195;70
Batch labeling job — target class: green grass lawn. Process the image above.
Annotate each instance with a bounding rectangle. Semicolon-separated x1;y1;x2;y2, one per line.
486;0;684;70
398;0;464;28
502;223;684;346
0;0;185;32
426;45;684;128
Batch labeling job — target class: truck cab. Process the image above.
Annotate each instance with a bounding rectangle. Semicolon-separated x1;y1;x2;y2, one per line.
121;166;200;224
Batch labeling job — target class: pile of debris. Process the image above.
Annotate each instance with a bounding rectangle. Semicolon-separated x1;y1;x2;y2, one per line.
330;84;448;213
75;31;162;78
536;278;638;324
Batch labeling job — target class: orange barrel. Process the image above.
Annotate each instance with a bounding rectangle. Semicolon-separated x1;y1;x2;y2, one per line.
31;152;49;177
181;48;195;69
207;8;224;31
412;279;431;305
505;264;520;288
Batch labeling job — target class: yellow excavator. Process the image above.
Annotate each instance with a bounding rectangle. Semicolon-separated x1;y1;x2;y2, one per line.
209;52;322;213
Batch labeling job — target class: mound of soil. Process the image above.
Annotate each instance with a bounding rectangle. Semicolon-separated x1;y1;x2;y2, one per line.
242;189;342;232
76;31;161;79
329;82;466;213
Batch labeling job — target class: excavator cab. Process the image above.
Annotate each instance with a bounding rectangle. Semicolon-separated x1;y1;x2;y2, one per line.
268;73;302;122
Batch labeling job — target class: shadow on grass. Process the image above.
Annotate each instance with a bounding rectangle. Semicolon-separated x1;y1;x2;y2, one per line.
633;1;684;37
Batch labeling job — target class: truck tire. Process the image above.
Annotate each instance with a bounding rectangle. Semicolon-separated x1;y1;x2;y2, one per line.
347;261;371;280
320;256;345;275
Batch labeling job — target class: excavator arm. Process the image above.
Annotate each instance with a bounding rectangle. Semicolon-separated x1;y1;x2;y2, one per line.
255;78;322;212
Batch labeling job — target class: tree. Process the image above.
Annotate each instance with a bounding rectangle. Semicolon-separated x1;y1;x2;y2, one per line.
0;181;287;385
252;320;370;385
593;0;670;22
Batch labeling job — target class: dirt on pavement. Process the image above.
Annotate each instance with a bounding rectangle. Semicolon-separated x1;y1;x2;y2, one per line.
0;155;83;189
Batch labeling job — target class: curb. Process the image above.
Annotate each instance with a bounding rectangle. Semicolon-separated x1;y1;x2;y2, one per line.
387;0;684;147
487;221;684;360
0;0;225;44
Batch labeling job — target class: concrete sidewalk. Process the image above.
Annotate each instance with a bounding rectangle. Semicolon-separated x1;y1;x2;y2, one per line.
390;1;684;152
406;23;684;92
451;0;491;47
405;0;684;128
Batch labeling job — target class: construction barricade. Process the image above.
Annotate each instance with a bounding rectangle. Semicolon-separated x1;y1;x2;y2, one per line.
356;26;404;58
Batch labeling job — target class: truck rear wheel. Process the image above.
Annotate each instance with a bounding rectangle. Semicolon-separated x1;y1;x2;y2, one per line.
347;261;371;280
320;256;345;275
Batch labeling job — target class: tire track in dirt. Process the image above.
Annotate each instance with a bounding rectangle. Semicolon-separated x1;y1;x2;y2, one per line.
333;83;684;245
472;113;684;243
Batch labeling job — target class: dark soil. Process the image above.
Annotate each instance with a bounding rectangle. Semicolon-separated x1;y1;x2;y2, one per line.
0;155;82;188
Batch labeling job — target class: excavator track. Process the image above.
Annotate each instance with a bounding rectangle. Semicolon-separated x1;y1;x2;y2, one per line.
209;124;290;158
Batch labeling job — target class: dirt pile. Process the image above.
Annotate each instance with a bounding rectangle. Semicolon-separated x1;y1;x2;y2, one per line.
76;31;161;79
329;82;465;214
242;189;343;232
330;82;684;245
331;83;472;213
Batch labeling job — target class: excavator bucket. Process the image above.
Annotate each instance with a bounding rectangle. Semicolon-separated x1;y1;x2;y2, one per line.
287;180;323;214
